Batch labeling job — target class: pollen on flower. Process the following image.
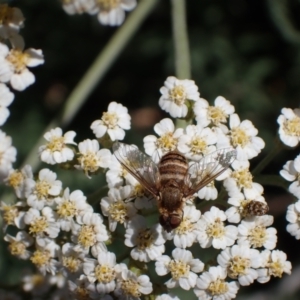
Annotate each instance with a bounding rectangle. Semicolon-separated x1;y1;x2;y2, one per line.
2;205;18;225
57;201;77;218
283;116;300;137
133;183;144;198
230;127;250;148
228;256;250;278
62;256;81;273
248;226;266;248
30;249;51;268
35;181;51;199
207;106;227;125
108;201;127;223
95;264;116;283
268;261;284;278
136;228;154;250
6;49;30;73
77;225;96;248
231;168;253;189
156;133;177;151
7;170;23;188
46;136;65;152
9;240;26;256
102;111;119;129
168;260;190;280
29;217;48;235
74;286;90;299
121;279;141;298
206;218;225;238
97;0;121;12
175;218;193;235
190;137;207;155
208;278;229;296
169;85;187;105
78;152;99;174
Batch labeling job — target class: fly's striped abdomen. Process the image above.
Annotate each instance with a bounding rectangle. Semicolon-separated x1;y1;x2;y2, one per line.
158;151;188;185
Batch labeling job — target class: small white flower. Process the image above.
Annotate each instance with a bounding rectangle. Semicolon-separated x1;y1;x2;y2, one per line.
217;245;262;286
194;266;239;300
61;0;96;15
101;185;137;231
0;201;26;230
91;102;131;141
197;206;237;249
155;248;204;290
24;207;60;239
0;5;24;39
143;118;183;162
0;43;44;91
237;215;277;250
217;114;265;161
257;249;292;283
4;231;33;259
95;0;137;26
277;108;300;147
25;168;62;210
124;215;166;262
114;267;153;298
223;160;263;199
286;200;300;239
0;129;16;178
5;164;33;198
0;83;14;126
159;76;200;118
30;238;60;275
68;275;99;300
75;139;111;177
155;294;180;300
83;251;119;294
194;96;235;131
39;127;76;165
165;205;201;248
177;125;217;160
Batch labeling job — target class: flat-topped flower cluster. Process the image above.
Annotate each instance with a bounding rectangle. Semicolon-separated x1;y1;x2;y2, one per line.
0;71;293;299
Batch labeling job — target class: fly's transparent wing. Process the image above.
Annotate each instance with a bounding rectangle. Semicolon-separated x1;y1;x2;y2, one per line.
184;148;236;197
113;142;159;197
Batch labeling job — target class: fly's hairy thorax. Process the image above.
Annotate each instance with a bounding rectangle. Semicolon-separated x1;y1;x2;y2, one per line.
158;151;188;209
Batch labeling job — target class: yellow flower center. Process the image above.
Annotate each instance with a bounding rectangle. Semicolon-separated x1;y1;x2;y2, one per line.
102;111;119;129
268;260;284;278
78;152;100;174
30;249;51;268
95;264;116;283
35;180;51;199
108;200;127;223
2;204;18;225
96;0;121;11
156;133;177;152
121;279;141;298
168;260;190;280
29;216;48;235
7;170;24;188
206;218;225;238
208;278;229;296
46;136;65;152
6;49;30;73
190;137;207;155
175;218;193;235
9;240;26;256
283;117;300;137
74;286;90;300
137;228;154;250
57;200;77;218
248;226;267;248
228;256;250;278
62;256;81;273
230;127;250;148
169;85;187;106
0;4;16;25
77;225;96;248
207;106;227;125
231;168;253;189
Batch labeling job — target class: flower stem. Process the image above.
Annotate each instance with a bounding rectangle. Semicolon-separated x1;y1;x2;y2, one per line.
171;0;191;80
22;0;159;171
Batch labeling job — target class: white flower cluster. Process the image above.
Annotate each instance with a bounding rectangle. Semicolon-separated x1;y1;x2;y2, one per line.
1;74;293;300
61;0;137;26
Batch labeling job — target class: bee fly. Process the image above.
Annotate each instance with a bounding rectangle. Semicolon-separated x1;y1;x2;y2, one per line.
113;142;236;232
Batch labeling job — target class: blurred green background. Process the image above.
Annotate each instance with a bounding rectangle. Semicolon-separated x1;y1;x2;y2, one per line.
1;0;300;299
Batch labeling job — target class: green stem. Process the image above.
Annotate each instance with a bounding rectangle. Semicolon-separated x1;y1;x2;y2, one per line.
87;184;109;206
252;137;283;176
255;174;289;190
171;0;191;80
22;0;159;171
